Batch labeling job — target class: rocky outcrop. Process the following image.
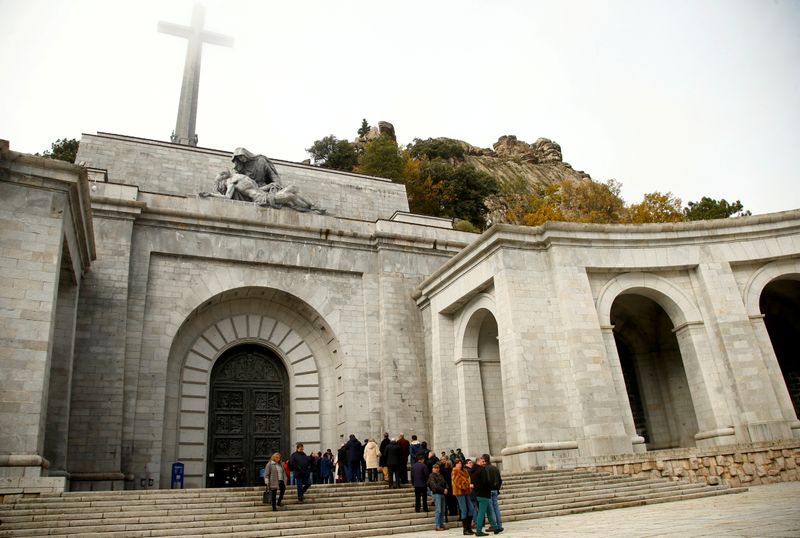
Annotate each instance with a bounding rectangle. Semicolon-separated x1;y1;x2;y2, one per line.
355;121;397;146
457;135;591;191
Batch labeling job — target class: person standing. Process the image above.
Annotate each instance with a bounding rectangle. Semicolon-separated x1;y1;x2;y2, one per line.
379;432;390;481
427;463;449;531
319;451;333;484
411;454;430;513
452;459;474;534
311;451;321;485
482;454;503;530
364;438;381;482
264;452;286;511
384;438;404;489
409;435;422;465
465;459;478;516
345;434;363;483
289;443;312;502
471;456;503;536
397;433;411;484
337;444;348;483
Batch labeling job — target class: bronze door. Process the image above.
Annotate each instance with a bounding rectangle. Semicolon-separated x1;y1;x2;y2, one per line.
207;345;287;487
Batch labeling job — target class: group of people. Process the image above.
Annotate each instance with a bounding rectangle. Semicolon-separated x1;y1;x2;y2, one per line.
414;453;504;535
263;435;504;535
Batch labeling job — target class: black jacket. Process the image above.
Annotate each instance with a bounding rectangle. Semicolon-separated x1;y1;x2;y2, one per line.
345;436;363;462
470;465;492;497
485;463;502;491
289;451;311;476
384;441;404;466
427;471;447;494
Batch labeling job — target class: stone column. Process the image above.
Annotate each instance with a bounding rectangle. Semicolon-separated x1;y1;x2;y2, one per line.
455;357;489;457
43;275;80;475
600;325;646;452
691;262;794;443
672;322;736;446
748;314;800;437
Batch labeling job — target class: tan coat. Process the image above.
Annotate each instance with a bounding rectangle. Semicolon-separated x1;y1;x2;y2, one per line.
364;440;381;469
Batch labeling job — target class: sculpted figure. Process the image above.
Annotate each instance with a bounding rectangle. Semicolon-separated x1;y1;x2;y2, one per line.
200;170;268;205
200;170;325;214
232;147;280;187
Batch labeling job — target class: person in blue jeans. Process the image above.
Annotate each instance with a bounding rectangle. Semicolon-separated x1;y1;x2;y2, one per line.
482;454;503;529
427;463;449;531
289;442;312;502
471;456;502;536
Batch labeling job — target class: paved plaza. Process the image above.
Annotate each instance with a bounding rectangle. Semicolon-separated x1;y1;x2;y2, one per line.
395;482;800;538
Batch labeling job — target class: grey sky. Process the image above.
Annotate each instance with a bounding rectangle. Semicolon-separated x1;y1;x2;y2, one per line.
1;0;798;215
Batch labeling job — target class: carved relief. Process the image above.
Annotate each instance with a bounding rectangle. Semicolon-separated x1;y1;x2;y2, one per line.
216;353;282;383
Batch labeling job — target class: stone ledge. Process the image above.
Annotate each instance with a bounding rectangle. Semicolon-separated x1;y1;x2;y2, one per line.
574;440;800;487
0;476;67;500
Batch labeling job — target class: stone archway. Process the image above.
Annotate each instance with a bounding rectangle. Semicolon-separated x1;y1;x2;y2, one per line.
161;288;338;488
742;259;800;435
611;293;699;449
454;294;506;458
759;277;800;420
596;272;735;448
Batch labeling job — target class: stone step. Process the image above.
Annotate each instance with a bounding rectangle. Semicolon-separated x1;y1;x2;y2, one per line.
0;473;659;511
0;471;746;538
0;479;715;528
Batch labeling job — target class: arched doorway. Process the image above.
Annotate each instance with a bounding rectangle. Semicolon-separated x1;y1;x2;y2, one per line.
760;278;800;418
611;293;699;449
207;344;289;487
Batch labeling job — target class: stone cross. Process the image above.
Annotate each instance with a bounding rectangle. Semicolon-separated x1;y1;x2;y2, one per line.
158;4;233;146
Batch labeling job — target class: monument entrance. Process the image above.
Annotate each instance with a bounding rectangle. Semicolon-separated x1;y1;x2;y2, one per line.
206;344;288;487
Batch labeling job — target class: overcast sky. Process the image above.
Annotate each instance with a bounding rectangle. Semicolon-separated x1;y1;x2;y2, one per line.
1;0;798;215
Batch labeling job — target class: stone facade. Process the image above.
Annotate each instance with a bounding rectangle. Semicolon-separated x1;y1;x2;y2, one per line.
1;133;798;495
0;140;95;493
416;220;800;472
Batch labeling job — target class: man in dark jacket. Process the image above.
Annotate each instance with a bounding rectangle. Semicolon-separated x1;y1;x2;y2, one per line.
383;439;404;489
397;433;411;484
411;454;430;513
345;434;363;482
427;463;449;531
471;456;502;536
378;432;390;481
483;454;503;530
289;443;312;502
337;444;348;482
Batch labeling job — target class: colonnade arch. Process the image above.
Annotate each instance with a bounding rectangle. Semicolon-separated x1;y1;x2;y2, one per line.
596;273;719;450
161;287;338;488
454;294;506;459
743;259;800;431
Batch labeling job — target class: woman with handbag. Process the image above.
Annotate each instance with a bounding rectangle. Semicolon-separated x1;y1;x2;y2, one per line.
264;452;287;511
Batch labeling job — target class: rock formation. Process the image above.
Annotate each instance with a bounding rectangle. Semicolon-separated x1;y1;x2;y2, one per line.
454;135;591;191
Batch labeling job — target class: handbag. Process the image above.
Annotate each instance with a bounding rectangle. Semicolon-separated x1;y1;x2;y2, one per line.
262;488;270;504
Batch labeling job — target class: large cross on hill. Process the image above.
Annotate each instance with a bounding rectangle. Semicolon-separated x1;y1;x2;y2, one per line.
158;4;233;146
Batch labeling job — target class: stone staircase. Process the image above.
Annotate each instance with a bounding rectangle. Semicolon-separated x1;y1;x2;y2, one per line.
0;470;747;538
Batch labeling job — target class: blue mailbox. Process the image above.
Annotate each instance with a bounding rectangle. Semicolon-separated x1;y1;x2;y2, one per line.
171;462;185;489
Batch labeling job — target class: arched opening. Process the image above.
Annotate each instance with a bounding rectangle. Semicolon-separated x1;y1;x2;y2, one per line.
458;306;506;457
206;344;289;487
760;278;800;418
611;293;699;449
477;312;505;456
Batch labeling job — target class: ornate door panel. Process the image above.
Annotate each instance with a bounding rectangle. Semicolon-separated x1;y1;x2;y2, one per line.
207;345;288;487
